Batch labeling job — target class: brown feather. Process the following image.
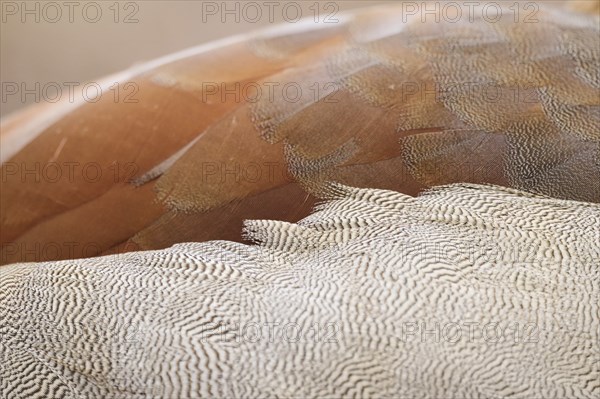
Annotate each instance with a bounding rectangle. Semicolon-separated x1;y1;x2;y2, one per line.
1;2;598;264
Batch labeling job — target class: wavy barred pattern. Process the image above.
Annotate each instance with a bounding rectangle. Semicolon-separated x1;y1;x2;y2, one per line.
1;1;598;264
1;184;598;398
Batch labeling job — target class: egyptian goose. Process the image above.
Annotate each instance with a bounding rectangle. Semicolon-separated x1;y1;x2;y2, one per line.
1;2;599;397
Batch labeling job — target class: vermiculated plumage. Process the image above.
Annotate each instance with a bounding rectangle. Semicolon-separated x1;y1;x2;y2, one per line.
2;184;598;398
2;3;599;396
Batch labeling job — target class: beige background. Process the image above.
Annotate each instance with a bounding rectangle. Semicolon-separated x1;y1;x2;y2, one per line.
1;0;388;118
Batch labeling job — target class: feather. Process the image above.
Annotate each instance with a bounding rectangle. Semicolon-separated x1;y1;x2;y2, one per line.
1;183;598;398
1;1;598;265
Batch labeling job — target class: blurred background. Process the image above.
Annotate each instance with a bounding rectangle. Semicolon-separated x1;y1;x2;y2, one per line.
1;0;388;118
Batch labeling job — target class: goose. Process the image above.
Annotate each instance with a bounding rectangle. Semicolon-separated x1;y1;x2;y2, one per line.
1;1;599;398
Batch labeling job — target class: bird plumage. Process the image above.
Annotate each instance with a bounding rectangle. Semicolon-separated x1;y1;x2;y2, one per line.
1;183;598;398
1;5;599;395
1;1;598;264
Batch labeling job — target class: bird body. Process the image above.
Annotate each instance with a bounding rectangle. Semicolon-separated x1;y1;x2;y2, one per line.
1;2;599;397
2;184;598;398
